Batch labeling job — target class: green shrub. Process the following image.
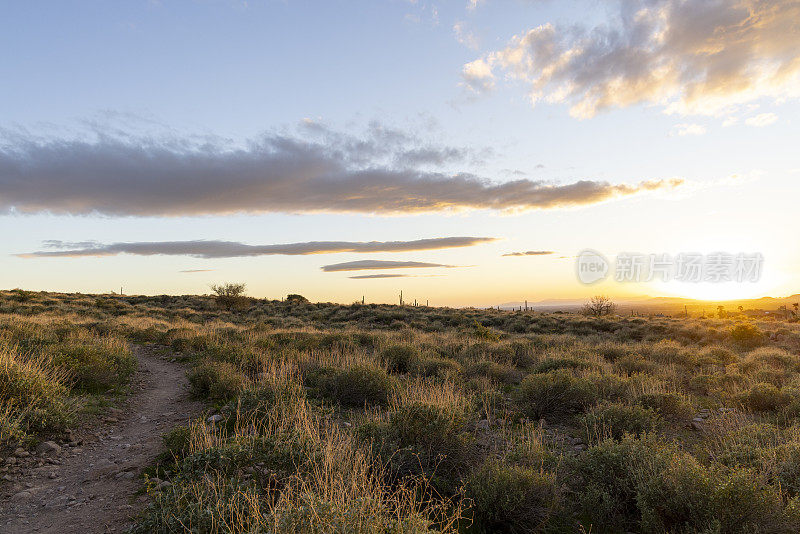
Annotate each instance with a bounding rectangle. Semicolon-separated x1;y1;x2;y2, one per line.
415;356;462;378
465;360;522;384
189;360;249;401
363;402;474;485
635;392;693;421
730;323;764;348
321;365;396;408
736;383;793;412
162;425;192;458
466;460;561;533
533;357;595;374
381;345;420;374
581;403;661;442
48;339;136;392
517;370;599;419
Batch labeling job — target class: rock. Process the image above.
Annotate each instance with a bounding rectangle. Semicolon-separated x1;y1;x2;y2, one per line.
36;441;62;456
5;457;16;465
692;417;703;423
476;419;490;431
157;480;172;490
207;414;223;424
690;421;703;431
11;491;31;500
13;448;30;458
114;471;135;480
103;417;119;424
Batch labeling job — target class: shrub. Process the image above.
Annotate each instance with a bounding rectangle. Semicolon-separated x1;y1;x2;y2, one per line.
736;383;793;412
731;323;764;348
321;365;395;408
635;392;693;421
517;370;599;419
48;339;136;392
415;356;462;378
189;360;249;402
533;357;595;374
465;360;522;384
0;348;72;437
381;345;420;374
210;282;251;311
363;402;474;486
466;460;561;533
580;403;661;442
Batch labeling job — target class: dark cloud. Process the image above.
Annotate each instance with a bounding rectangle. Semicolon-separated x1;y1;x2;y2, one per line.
467;0;800;117
502;250;555;257
321;260;457;272
18;236;496;259
0;122;681;217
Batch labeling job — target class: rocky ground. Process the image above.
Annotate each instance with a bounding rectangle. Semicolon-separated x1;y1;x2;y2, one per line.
0;346;203;534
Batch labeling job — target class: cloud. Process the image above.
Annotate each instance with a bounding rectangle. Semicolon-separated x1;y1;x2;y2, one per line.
461;59;495;93
19;236;497;259
321;260;457;272
454;21;479;50
502;250;555;257
745;113;779;127
348;274;411;279
0;123;682;216
179;269;214;273
465;0;800;117
670;123;707;136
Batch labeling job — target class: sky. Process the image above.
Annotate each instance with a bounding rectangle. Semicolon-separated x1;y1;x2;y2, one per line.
1;0;798;307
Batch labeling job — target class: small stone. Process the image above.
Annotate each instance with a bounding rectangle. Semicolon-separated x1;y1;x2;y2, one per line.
207;414;223;424
692;417;703;423
12;491;31;500
690;421;703;431
114;471;135;480
13;448;30;458
36;441;62;456
476;419;490;431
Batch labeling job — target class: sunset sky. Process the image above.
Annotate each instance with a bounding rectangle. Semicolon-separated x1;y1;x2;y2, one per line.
1;0;798;306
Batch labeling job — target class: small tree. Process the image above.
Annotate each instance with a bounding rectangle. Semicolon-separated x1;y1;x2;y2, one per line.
210;282;249;311
582;295;616;317
286;294;309;304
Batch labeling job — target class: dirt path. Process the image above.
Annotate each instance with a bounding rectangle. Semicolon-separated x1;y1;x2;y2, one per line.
0;345;203;534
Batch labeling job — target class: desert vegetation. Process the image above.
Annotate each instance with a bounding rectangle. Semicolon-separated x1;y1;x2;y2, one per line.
4;288;800;532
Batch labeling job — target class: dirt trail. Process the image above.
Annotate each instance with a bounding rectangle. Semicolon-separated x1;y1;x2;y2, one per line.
0;345;203;533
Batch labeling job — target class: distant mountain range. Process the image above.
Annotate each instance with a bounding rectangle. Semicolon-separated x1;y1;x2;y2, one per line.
496;294;800;315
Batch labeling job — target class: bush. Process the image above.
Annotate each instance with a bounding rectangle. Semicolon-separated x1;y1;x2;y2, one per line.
466;460;561;533
465;360;522;384
211;282;251;311
321;365;395;408
415;356;462;378
189;360;249;401
363;402;474;486
381;345;420;374
731;323;764;348
48;339;136;392
581;403;661;442
635;392;693;421
517;370;599;419
736;383;793;412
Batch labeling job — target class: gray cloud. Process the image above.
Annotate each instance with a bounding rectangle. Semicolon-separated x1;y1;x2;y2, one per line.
321;260;457;272
502;250;555;257
19;236;496;259
0;122;681;216
466;0;800;117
